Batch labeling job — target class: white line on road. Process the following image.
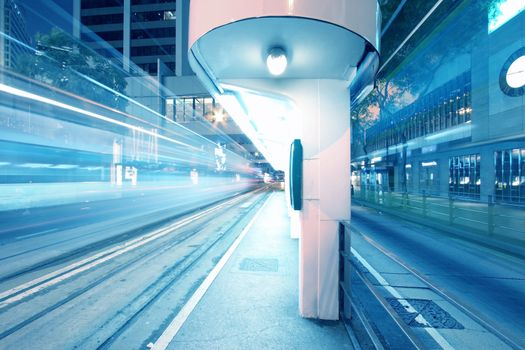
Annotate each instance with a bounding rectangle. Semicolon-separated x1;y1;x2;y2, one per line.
148;193;273;350
15;229;58;240
351;248;455;350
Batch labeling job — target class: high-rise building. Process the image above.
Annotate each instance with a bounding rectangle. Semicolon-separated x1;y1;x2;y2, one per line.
73;0;265;170
0;0;31;69
74;0;188;76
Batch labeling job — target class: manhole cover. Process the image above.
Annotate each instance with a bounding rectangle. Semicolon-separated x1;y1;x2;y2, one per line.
387;298;464;329
239;258;279;272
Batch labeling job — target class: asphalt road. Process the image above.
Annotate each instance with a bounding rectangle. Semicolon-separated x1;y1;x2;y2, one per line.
0;188;269;349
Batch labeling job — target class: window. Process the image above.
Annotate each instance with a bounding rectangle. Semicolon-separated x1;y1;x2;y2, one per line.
405;164;413;192
449;154;480;198
163;11;176;20
175;97;216;123
420;160;439;195
132;10;176;22
82;13;123;25
131;27;175;40
81;0;122;10
136;62;158;75
82;30;122;42
164;62;175;72
130;45;175;57
132;0;173;4
495;148;525;203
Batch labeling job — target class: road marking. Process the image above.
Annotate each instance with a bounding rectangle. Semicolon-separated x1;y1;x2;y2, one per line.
355;229;524;350
15;229;58;240
352;248;455;350
0;192;257;308
149;193;272;350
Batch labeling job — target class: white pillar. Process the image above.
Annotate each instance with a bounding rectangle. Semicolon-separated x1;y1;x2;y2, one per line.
295;79;350;320
260;78;350;319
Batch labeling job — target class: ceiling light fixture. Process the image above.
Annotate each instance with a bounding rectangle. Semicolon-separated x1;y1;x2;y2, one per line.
266;47;287;76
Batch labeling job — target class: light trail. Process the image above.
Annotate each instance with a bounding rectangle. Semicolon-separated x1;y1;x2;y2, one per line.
0;191;257;308
0;83;197;151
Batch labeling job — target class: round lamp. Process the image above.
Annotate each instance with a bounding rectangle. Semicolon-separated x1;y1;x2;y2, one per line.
266;47;287;76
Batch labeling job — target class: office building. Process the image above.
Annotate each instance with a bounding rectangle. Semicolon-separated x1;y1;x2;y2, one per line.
74;0;265;170
75;0;183;76
351;1;525;204
0;0;30;69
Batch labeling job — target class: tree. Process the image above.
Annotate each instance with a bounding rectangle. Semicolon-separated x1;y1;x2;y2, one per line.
353;0;498;138
16;27;128;110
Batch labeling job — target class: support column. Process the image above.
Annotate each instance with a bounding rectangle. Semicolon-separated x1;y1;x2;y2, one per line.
72;0;81;40
123;0;131;72
294;80;350;320
480;148;494;202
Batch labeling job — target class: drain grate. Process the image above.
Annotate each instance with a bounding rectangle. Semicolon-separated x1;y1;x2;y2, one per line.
239;258;279;272
387;298;464;329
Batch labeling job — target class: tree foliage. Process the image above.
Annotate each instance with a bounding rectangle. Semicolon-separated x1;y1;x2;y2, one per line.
16;27;128;110
352;0;498;153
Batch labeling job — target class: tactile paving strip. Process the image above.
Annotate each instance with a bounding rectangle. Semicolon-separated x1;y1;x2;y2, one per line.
239;258;279;272
387;298;464;329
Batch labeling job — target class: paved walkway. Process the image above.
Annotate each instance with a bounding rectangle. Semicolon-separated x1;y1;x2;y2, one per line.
166;191;353;350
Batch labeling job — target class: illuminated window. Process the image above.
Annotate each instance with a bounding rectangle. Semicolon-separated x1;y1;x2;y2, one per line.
163;11;176;20
449;154;480;199
495;148;525;203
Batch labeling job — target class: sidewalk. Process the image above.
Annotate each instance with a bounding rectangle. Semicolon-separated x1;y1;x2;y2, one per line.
164;191;353;350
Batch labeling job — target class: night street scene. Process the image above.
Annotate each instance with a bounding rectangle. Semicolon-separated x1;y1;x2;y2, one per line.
0;0;524;349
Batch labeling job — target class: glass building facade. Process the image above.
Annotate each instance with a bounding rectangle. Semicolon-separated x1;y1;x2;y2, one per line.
78;0;176;75
449;154;481;199
0;0;31;69
495;148;525;203
352;0;525;205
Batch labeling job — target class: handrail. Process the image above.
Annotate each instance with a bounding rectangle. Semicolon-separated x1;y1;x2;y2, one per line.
352;188;525;239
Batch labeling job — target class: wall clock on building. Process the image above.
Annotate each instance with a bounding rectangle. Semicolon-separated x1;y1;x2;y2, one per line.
500;47;525;97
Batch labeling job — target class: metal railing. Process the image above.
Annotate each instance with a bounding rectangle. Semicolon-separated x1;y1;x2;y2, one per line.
339;221;352;322
353;187;525;243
